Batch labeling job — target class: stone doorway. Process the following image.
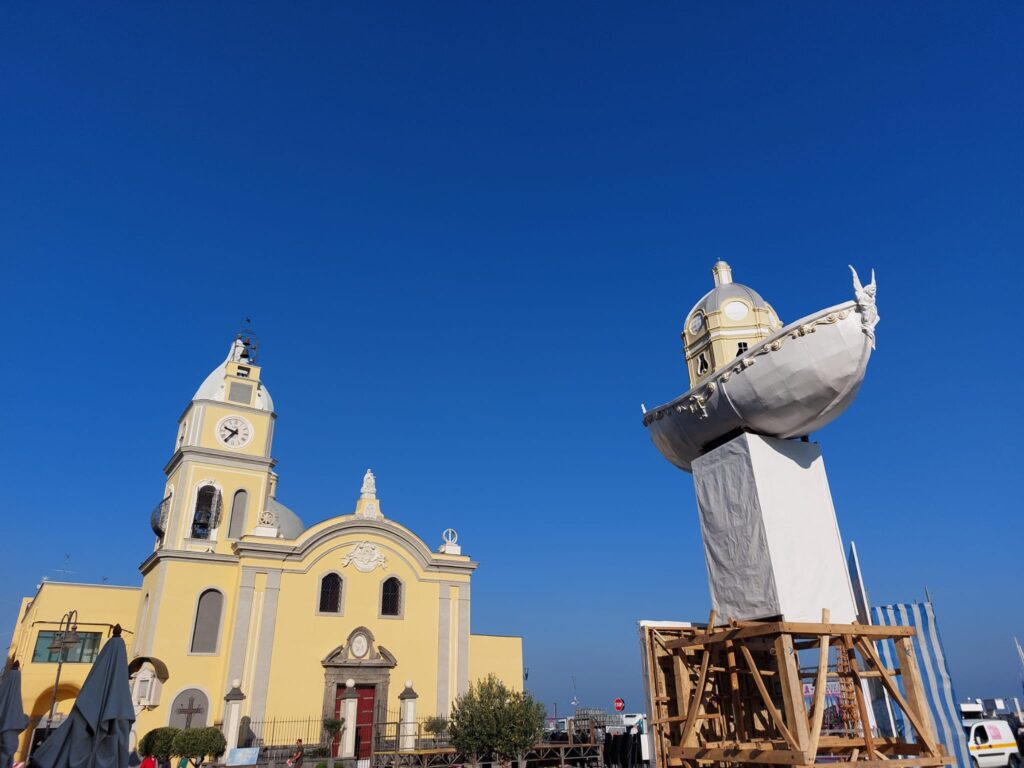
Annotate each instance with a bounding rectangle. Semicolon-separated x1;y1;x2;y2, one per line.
321;627;396;757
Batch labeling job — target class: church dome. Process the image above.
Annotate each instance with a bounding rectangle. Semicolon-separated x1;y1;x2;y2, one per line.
685;261;777;329
266;497;304;539
192;338;274;412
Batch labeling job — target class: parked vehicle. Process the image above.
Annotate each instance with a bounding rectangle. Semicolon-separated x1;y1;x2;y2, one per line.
964;719;1022;768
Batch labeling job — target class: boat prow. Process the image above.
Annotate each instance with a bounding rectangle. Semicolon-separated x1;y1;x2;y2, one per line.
643;299;875;472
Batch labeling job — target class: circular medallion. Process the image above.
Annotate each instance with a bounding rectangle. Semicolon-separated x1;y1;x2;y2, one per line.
723;301;749;321
216;415;254;448
351;633;369;658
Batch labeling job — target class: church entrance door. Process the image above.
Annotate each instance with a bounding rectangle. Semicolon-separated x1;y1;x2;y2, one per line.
333;685;377;760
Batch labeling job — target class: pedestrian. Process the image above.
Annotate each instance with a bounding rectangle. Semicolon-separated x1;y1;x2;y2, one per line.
287;738;304;768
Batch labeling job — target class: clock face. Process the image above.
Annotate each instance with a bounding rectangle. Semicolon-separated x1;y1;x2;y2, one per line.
688;313;704;335
217;416;253;448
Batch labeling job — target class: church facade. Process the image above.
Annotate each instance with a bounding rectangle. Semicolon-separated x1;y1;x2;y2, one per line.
5;335;522;756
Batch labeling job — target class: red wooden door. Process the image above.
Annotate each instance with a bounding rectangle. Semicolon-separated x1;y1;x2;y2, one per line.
355;685;376;759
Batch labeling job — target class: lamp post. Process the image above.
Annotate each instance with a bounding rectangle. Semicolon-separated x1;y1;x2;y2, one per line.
46;609;80;730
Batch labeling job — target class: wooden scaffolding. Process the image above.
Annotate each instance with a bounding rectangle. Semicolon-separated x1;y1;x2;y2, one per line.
640;612;953;768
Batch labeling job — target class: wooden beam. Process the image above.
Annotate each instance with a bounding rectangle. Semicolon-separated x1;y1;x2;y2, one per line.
737;642;800;751
856;637;940;757
664;622;916;650
679;645;712;748
774;633;811;754
669;746;809;765
806;610;831;757
892;636;939;751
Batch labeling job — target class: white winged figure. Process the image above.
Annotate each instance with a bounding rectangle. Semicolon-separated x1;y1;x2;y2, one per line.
849;265;879;348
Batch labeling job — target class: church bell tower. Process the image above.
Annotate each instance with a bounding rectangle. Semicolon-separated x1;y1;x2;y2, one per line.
150;332;282;553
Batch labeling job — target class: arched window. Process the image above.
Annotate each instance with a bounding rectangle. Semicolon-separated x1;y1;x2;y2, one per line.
227;490;247;539
191;485;221;540
190;589;223;653
381;577;402;617
319;573;342;614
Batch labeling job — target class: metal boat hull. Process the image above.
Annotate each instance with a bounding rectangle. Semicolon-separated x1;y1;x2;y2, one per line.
643;300;873;472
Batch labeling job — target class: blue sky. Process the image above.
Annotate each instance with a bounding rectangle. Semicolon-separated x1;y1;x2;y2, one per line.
2;3;1023;713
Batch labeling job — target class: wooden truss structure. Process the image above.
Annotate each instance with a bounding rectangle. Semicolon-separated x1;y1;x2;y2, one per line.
641;612;953;768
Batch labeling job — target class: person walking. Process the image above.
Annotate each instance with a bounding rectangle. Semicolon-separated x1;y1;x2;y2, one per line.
287;738;304;768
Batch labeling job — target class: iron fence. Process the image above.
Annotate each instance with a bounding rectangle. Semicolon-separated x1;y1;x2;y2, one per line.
240;715;335;761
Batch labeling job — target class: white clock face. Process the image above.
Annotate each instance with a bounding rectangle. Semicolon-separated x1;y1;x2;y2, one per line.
217;416;253;448
351;634;369;658
688;313;704;335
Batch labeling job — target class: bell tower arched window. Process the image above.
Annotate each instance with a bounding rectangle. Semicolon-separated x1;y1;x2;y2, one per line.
318;573;342;614
381;577;402;617
191;485;221;540
190;589;223;653
227;490;247;539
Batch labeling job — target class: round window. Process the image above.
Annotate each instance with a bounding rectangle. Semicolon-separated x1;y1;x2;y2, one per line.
723;301;749;321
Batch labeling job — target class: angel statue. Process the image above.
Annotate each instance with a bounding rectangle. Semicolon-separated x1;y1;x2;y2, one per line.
849;265;879;348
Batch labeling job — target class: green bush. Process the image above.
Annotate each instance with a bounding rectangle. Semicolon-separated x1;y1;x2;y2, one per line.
449;674;544;766
171;727;227;767
139;727;180;760
423;716;448;735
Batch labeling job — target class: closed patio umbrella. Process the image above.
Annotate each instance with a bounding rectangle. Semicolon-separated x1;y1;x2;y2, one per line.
0;661;29;768
30;625;135;768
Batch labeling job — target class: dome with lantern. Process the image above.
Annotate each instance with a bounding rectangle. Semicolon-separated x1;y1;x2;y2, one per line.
644;262;880;472
682;261;782;388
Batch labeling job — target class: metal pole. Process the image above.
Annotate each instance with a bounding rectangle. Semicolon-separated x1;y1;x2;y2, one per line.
46;610;78;729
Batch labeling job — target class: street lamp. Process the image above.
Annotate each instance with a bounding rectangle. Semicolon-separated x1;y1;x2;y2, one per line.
46;609;79;731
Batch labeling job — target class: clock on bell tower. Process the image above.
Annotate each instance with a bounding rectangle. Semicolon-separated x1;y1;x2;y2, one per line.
151;332;283;553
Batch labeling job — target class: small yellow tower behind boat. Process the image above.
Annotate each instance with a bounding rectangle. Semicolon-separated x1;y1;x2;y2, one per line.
681;261;783;388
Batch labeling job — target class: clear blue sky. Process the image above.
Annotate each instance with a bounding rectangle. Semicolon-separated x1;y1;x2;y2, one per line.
2;3;1022;714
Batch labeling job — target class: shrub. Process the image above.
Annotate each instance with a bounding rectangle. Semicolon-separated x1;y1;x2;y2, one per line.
448;674;544;766
139;727;180;761
171;727;227;767
423;716;448;735
323;716;344;739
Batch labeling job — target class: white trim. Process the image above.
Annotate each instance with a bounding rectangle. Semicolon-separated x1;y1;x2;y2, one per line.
187;586;227;656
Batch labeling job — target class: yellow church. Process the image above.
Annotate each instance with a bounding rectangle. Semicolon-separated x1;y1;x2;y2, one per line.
5;334;523;760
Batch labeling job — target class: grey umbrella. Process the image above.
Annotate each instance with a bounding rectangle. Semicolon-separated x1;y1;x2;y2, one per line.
30;626;135;768
0;661;29;768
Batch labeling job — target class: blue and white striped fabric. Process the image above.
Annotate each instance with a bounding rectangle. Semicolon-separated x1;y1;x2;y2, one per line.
872;601;970;768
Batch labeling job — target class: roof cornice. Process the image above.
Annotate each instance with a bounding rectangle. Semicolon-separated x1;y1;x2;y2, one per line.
233;518;478;574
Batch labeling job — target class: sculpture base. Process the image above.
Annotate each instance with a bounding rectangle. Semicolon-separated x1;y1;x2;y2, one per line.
692;432;856;623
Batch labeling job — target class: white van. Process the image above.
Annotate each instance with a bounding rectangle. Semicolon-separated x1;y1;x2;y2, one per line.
964;719;1021;768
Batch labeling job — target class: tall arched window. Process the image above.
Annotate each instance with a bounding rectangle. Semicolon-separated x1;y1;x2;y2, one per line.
191;485;221;540
190;589;223;653
319;573;342;614
381;577;402;617
227;490;247;539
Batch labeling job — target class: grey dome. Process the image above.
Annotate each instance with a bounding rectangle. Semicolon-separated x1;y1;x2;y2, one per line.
691;282;771;317
267;497;304;539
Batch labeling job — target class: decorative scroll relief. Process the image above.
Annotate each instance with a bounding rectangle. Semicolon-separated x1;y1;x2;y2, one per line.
341;541;388;572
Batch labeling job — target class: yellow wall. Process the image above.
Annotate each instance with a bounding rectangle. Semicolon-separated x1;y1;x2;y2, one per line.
468;635;524;693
